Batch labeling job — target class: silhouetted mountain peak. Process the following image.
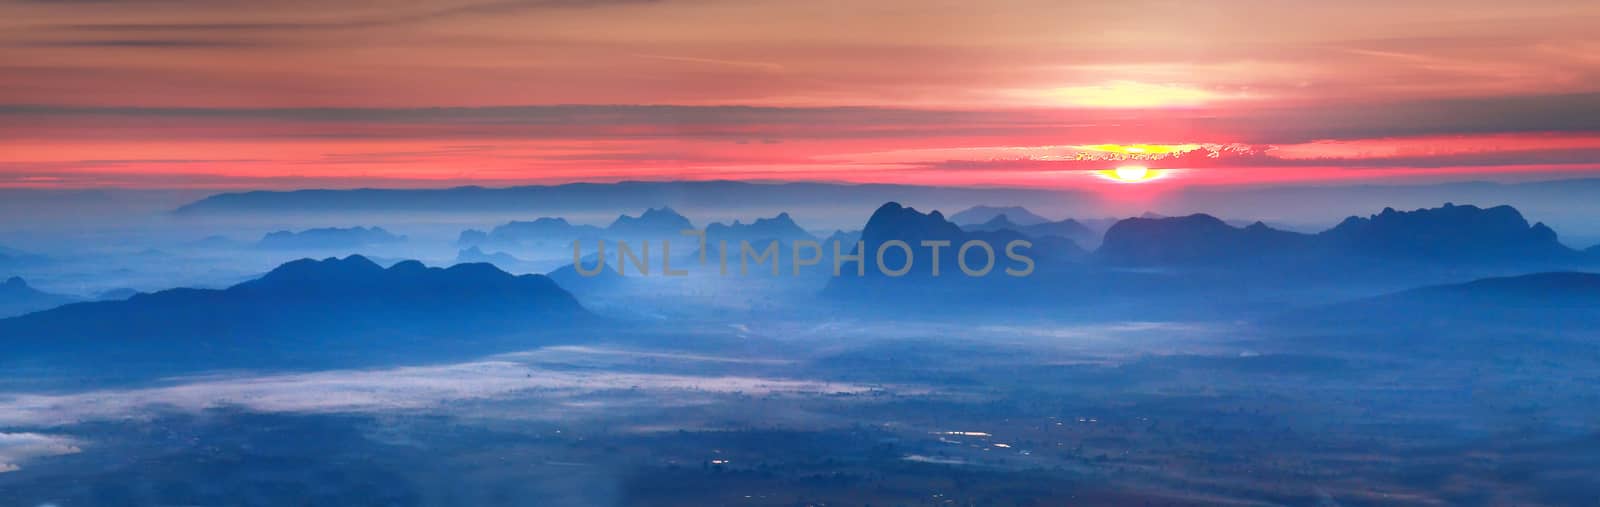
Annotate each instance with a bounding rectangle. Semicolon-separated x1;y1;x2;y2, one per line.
608;207;693;235
0;275;77;318
1320;203;1576;262
704;212;813;243
860;202;965;244
757;211;797;227
528;217;572;226
0;256;588;372
1530;222;1559;242
1098;214;1310;266
251;255;386;288
1113;213;1229;231
981;215;1020;229
949;205;1049;226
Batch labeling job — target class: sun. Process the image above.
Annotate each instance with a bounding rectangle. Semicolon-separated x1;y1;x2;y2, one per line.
1100;165;1159;183
1114;165;1149;181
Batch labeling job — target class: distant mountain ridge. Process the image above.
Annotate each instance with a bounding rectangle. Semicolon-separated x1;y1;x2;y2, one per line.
0;255;589;373
1318;203;1577;262
1097;214;1312;266
823;203;1069;289
462;208;694;248
459;217;603;246
456;246;527;268
1095;203;1584;268
0;277;78;318
606;207;695;238
703;212;815;245
1282;271;1600;329
174;180;1086;217
949;205;1051;226
257;226;405;250
963;214;1100;247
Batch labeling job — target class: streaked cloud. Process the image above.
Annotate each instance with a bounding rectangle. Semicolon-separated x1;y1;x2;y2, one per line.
0;0;1597;187
0;432;81;474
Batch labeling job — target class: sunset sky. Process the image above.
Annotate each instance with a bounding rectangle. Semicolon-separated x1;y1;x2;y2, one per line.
2;0;1598;190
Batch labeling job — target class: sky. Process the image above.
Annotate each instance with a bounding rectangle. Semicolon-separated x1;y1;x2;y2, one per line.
1;0;1598;191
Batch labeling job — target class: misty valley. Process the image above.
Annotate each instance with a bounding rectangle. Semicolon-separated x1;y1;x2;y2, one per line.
2;182;1599;506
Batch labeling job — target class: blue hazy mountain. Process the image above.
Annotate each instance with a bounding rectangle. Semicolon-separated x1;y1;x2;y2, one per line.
961;214;1025;233
173;181;1088;218
457;229;490;245
1020;218;1097;244
464;209;693;250
1285;271;1600;329
1318;203;1580;263
821;203;1074;300
1096;214;1313;267
453;246;552;274
1095;204;1585;269
606;207;694;238
963;214;1099;247
256;226;406;250
455;246;525;266
185;234;245;249
0;255;587;373
703;212;815;246
949;205;1051;226
823;201;1599;318
165;178;1600;242
0;276;78;318
546;211;808;296
822;229;861;248
459;217;604;246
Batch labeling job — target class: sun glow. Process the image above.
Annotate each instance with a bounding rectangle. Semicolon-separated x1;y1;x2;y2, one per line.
1035;81;1221;108
1100;165;1160;183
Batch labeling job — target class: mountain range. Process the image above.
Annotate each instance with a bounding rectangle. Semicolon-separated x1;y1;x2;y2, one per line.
1318;203;1578;262
0;255;588;374
703;212;814;245
1096;214;1313;267
459;217;603;246
0;277;77;319
808;200;1600;319
1095;203;1586;269
456;246;531;269
461;208;695;249
1284;271;1600;329
173;181;1089;218
962;214;1100;248
606;207;696;239
821;203;1081;303
949;205;1052;226
257;226;406;250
